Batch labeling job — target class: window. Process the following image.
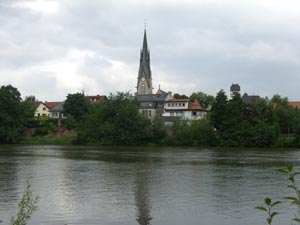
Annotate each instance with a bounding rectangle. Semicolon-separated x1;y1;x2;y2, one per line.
168;103;170;107
43;107;46;111
192;111;197;116
149;110;152;117
170;112;174;116
141;83;145;94
183;103;185;107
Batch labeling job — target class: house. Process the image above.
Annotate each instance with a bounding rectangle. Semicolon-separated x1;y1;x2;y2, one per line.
289;101;300;109
162;98;207;125
34;102;50;117
86;95;106;105
242;93;260;104
49;102;66;127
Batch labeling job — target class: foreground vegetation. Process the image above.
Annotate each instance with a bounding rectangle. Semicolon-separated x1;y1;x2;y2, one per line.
256;166;300;224
0;181;38;225
0;84;299;147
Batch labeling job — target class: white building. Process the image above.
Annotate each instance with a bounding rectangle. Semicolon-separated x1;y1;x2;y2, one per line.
163;99;207;125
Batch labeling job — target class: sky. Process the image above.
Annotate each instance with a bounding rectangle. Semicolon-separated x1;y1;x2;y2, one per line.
1;0;300;101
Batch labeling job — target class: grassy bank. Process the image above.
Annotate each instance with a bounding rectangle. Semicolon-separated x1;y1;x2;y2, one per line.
21;136;75;145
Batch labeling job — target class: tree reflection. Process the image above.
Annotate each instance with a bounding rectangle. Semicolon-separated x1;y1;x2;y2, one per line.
134;168;152;225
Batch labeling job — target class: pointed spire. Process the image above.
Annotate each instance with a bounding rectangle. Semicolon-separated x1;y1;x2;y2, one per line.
142;29;148;54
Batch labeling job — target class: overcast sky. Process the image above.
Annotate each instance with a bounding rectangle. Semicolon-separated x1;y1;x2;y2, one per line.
1;0;300;101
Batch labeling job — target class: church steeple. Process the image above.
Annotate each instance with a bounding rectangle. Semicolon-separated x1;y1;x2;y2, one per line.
137;29;152;95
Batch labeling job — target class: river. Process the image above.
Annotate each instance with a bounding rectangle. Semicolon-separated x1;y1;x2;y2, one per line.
0;145;299;225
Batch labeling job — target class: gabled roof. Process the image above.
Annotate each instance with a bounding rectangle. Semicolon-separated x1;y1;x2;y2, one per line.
242;93;260;104
289;101;300;108
86;95;106;105
50;102;64;112
34;101;44;108
45;102;61;109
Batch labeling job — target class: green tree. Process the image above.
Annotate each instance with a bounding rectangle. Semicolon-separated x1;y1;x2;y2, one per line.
77;92;152;145
64;92;92;124
209;89;228;130
151;116;167;144
173;93;189;99
190;92;215;109
219;94;245;147
0;85;28;143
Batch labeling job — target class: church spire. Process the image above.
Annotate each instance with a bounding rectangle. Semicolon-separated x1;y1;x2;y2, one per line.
137;28;152;95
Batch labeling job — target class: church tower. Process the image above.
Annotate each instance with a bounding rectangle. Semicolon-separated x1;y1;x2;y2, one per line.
137;29;152;95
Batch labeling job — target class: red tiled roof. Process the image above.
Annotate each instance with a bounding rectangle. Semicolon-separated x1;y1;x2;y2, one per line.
189;99;203;110
86;95;106;105
289;101;300;108
44;102;61;109
34;101;43;108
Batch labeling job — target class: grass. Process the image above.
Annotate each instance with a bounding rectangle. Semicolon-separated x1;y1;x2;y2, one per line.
21;136;75;145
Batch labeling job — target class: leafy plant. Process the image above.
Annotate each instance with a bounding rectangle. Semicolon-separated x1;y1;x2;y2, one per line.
277;166;300;223
10;181;39;225
256;197;281;225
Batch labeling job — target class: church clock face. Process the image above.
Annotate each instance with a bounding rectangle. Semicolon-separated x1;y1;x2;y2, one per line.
141;78;145;82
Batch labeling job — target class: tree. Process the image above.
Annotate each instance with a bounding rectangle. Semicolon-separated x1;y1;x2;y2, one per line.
64;92;92;124
190;92;215;109
173;93;188;99
77;92;152;145
0;85;28;143
218;94;245;147
209;90;228;130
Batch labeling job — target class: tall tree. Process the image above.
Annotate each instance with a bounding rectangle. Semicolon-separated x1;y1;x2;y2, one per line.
0;85;33;143
64;92;92;123
209;90;228;130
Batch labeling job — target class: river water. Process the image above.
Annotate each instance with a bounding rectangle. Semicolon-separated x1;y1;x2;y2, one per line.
0;145;300;225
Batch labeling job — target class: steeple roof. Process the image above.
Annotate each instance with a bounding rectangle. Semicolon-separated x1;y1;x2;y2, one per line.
138;29;151;80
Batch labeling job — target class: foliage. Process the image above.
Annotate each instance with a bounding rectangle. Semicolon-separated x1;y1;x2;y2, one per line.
77;92;152;145
151;116;167;144
190;91;215;109
33;116;57;136
0;85;35;143
256;198;281;225
64;92;92;124
173;93;188;99
209;89;228;130
168;119;215;146
10;181;38;225
257;166;300;224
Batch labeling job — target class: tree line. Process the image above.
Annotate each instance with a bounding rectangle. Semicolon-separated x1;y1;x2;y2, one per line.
0;84;299;147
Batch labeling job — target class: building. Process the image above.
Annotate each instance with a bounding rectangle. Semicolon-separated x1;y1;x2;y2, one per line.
162;99;207;125
34;102;50;117
136;29;153;95
86;95;106;105
136;29;171;119
289;101;300;109
242;93;260;104
230;84;240;98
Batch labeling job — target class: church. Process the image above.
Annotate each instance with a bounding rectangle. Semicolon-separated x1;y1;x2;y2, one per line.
135;29;207;122
135;29;172;119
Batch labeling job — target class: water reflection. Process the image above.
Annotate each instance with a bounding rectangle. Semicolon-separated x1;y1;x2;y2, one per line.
134;168;152;225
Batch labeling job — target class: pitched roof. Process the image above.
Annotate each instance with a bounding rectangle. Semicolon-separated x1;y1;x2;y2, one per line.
289;101;300;108
189;99;203;110
86;95;106;105
242;93;260;104
45;102;61;109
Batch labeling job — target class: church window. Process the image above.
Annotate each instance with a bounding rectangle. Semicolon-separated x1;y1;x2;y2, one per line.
141;83;145;94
